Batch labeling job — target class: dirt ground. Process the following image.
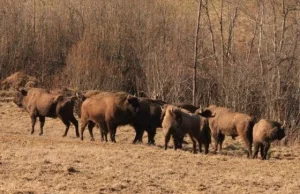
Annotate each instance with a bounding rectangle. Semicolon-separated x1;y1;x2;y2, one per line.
1;101;300;194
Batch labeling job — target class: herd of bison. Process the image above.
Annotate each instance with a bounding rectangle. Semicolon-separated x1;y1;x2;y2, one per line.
8;86;286;160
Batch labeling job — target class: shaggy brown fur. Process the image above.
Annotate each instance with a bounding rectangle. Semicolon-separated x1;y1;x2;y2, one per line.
253;119;285;160
1;72;38;90
80;92;139;142
196;105;255;158
13;88;79;137
162;105;211;154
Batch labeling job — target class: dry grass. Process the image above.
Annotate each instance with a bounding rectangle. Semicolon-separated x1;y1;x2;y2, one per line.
1;101;300;194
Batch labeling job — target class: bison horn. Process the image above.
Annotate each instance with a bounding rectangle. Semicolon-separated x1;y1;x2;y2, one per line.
281;120;286;128
53;95;64;103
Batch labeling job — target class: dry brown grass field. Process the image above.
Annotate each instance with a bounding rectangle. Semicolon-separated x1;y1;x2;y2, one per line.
1;100;300;194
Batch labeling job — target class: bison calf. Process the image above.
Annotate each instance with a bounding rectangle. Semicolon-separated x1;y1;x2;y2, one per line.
162;105;211;154
253;119;285;160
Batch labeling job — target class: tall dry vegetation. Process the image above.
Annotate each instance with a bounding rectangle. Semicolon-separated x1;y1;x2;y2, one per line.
1;0;300;142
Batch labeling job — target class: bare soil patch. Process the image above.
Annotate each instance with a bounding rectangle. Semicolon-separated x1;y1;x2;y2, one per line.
0;101;300;194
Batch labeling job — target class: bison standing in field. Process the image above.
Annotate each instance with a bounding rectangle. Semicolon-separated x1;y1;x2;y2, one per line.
80;92;140;142
134;97;167;145
162;105;211;154
75;91;163;145
13;88;79;137
196;105;255;158
253;119;286;160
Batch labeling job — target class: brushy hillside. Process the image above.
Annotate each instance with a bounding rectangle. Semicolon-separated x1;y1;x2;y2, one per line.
1;100;300;194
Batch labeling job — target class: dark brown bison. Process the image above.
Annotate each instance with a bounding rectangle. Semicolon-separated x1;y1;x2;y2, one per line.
13;88;79;137
253;119;286;160
162;105;211;154
196;105;255;158
134;97;167;145
80;92;140;142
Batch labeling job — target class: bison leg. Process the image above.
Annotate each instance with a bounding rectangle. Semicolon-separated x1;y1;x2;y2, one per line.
260;144;265;159
218;133;225;151
262;142;270;160
80;119;89;141
253;142;260;159
30;115;37;135
61;118;71;137
196;137;203;153
189;134;197;154
241;135;253;158
164;129;172;150
87;121;96;141
204;143;209;154
107;123;117;143
38;116;45;136
132;124;143;144
147;127;156;145
172;134;183;150
99;122;108;142
69;116;79;138
211;132;219;154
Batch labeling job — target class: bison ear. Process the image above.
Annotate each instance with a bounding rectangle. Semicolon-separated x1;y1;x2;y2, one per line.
126;95;138;104
172;107;182;119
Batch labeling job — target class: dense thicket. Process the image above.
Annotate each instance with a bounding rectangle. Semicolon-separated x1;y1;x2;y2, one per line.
1;0;300;142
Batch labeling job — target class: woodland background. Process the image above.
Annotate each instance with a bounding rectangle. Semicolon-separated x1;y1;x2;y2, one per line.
1;0;300;141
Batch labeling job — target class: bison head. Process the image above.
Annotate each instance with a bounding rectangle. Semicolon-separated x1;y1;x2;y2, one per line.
276;121;286;140
14;88;28;107
195;108;216;118
126;95;140;114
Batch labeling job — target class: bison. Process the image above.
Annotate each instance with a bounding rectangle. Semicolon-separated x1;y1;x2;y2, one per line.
13;88;79;137
253;119;286;160
75;91;162;145
162;105;211;154
133;97;167;145
80;92;140;142
196;105;255;158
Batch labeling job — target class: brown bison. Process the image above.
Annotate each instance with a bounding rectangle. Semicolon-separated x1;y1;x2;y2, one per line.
162;105;211;154
80;92;140;142
75;91;161;145
196;105;255;158
13;88;79;137
1;72;38;90
253;119;286;160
